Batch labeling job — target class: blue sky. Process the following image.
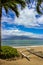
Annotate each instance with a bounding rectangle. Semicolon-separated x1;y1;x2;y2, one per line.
1;1;43;39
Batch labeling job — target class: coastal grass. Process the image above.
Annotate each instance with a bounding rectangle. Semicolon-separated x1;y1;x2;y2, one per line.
0;46;20;59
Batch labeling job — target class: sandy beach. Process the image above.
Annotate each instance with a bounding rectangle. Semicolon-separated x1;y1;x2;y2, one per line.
0;46;43;65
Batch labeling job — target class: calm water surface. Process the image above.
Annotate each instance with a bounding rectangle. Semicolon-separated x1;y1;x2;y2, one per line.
1;40;43;46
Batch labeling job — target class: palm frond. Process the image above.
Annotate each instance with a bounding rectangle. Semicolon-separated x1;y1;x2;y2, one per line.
8;3;19;17
1;0;26;17
36;0;42;14
3;6;8;13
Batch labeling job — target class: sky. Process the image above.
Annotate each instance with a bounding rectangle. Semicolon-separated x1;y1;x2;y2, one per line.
1;1;43;39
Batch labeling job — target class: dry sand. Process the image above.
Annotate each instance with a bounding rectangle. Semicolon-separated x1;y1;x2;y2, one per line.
0;46;43;65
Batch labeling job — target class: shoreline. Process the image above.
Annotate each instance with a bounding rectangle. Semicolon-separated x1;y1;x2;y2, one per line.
12;45;43;48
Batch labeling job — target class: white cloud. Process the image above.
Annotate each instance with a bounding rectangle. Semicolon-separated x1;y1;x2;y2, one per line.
1;6;43;29
37;15;43;24
1;29;43;39
14;6;43;28
1;15;13;24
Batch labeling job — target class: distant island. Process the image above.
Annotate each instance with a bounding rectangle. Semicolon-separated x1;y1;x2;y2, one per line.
2;35;43;40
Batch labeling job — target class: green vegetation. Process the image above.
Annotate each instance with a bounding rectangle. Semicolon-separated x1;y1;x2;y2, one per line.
0;46;19;59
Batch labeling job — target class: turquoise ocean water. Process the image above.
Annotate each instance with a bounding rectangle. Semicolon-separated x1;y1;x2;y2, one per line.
1;39;43;46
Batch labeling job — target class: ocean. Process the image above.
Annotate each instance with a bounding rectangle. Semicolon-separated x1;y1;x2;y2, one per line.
1;39;43;46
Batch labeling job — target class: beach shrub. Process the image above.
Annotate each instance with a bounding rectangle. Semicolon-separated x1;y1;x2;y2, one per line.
0;46;19;59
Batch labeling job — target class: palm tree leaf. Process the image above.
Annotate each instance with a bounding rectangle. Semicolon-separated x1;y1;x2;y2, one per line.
36;5;42;14
13;0;26;9
4;6;8;13
36;0;42;14
9;3;19;17
1;0;26;17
